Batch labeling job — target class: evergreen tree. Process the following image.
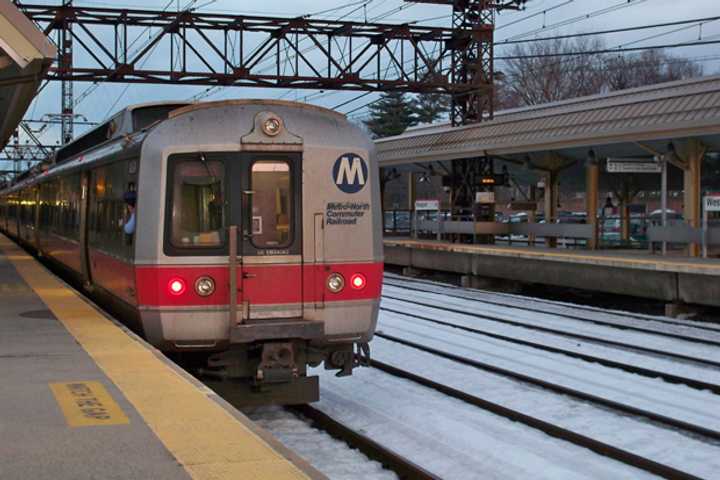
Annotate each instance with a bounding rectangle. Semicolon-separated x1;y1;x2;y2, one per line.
363;91;416;138
411;92;450;124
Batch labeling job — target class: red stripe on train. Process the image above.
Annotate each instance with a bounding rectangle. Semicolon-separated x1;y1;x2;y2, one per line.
135;262;383;307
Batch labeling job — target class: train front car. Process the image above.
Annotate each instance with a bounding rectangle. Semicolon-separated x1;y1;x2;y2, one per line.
135;100;382;404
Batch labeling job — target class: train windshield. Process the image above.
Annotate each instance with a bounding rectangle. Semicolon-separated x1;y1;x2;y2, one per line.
250;160;292;248
170;160;225;248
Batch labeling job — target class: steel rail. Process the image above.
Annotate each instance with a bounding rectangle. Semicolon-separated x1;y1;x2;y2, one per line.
384;279;720;345
384;275;720;334
375;332;720;443
381;306;720;394
382;294;720;369
289;404;440;480
370;359;701;480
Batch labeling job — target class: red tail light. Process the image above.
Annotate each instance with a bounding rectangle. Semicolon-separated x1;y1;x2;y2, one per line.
168;277;186;296
350;273;366;290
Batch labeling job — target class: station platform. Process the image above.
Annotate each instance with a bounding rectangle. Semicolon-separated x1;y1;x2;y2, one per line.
384;238;720;308
0;235;323;480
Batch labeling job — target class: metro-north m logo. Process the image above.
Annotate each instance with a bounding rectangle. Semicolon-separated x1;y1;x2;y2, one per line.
333;153;368;194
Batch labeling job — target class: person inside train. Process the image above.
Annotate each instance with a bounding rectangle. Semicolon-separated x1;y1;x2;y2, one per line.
123;187;137;237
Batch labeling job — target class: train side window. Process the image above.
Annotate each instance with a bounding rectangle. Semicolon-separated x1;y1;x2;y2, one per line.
61;174;81;240
170;160;225;248
89;161;135;259
250;160;292;249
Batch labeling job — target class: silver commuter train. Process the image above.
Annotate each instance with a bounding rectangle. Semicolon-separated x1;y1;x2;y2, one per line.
0;99;382;404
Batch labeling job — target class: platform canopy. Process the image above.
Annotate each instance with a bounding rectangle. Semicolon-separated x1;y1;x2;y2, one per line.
376;75;720;170
0;0;56;151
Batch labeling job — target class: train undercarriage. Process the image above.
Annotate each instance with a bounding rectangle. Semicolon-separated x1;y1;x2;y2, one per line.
186;338;371;406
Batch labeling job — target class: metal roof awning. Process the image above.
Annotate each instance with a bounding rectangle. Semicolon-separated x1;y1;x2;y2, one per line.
0;0;56;151
376;75;720;170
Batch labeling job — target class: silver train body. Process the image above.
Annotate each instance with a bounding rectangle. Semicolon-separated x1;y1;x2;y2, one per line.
0;100;383;403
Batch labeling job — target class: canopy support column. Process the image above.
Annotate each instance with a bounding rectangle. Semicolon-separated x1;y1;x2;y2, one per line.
677;140;706;257
585;157;599;250
544;169;559;248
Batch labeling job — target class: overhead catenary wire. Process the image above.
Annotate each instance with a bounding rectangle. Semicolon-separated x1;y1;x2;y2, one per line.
497;39;720;61
503;0;651;41
341;3;720;118
336;0;656;117
497;16;720;45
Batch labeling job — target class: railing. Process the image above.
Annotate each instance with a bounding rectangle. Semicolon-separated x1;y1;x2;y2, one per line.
648;221;720;256
412;215;593;247
383;210;411;236
383;210;720;254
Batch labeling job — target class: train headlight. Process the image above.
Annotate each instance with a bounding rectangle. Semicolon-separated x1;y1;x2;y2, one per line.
195;276;215;297
262;117;281;136
326;273;345;293
168;277;187;296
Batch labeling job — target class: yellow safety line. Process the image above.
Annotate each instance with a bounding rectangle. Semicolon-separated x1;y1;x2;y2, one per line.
385;239;720;273
1;236;310;480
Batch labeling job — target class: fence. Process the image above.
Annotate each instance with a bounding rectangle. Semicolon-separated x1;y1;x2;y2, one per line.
383;210;720;253
648;221;720;256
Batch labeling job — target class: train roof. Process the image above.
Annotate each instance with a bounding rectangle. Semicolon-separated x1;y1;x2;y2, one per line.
168;99;346;120
53;101;190;164
0;99;355;194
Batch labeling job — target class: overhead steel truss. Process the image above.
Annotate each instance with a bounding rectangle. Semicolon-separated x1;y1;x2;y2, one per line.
19;3;469;93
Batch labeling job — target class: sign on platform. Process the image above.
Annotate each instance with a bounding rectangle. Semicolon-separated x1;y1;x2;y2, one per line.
606;158;662;173
415;199;440;211
475;192;495;204
509;202;537;211
705;195;720;212
49;381;129;427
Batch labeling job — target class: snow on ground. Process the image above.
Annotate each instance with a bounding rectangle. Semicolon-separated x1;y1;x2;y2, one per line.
367;336;720;480
378;311;720;431
384;273;720;335
383;284;720;362
381;296;720;386
313;367;655;480
278;276;720;479
244;406;397;480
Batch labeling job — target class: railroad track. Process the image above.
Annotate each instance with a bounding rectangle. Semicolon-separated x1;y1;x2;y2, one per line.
382;293;720;369
384;274;720;335
380;306;720;395
289;404;439;480
369;359;702;480
214;384;440;480
375;331;720;443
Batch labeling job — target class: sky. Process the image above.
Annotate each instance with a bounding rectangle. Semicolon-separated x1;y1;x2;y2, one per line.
11;0;720;151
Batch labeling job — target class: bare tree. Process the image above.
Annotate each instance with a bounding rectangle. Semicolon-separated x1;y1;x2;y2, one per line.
605;50;703;91
498;37;606;108
497;38;704;110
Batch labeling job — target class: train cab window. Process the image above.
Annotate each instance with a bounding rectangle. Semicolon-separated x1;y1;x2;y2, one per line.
250;160;292;248
170;160;225;248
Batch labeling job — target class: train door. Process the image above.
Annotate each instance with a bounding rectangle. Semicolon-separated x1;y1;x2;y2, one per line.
79;171;92;287
229;153;302;322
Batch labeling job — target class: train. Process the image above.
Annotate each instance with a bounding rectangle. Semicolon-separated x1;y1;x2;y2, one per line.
0;99;383;404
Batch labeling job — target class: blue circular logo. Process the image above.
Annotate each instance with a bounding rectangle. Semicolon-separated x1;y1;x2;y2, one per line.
332;153;368;194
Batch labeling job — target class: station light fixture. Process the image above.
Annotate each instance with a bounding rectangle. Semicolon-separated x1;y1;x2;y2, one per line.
479;173;509;186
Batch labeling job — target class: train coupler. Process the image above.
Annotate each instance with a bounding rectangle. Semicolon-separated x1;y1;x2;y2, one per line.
326;342;370;377
255;342;299;384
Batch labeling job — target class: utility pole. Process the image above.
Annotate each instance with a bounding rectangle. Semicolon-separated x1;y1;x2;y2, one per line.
59;0;74;145
408;0;526;239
